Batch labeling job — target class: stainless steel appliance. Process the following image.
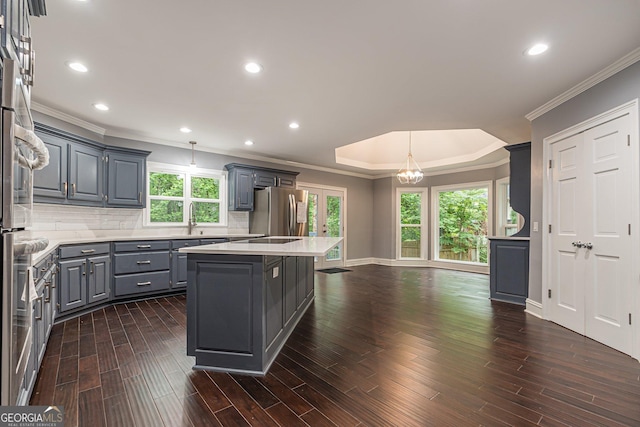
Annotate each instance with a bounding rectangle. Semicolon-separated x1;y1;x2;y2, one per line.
1;58;49;406
250;187;309;236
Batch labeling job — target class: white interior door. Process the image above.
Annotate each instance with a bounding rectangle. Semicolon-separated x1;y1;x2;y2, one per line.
299;185;345;270
549;113;633;355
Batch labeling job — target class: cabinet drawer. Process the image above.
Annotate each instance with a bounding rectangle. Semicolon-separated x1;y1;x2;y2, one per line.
60;243;110;259
114;271;171;297
171;239;200;250
277;176;296;188
114;240;170;252
113;251;170;274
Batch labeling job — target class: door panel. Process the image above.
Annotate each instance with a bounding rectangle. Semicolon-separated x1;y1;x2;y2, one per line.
550;134;584;333
583;115;632;354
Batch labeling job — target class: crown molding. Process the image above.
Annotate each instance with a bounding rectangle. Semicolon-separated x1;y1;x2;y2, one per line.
31;104;507;181
526;47;640;121
371;157;509;180
30;101;106;135
106;128;376;180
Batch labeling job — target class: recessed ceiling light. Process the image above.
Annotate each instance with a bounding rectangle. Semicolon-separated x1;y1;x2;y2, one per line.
289;122;300;129
180;127;192;133
67;61;88;72
93;103;109;111
244;62;263;74
244;140;254;146
526;43;548;56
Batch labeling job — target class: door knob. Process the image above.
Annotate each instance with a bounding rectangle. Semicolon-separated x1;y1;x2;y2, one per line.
572;241;584;248
584;242;593;250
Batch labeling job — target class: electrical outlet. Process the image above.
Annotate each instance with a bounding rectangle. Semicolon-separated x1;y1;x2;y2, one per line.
533;221;539;232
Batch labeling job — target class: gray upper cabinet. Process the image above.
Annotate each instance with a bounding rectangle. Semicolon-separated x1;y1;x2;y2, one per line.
225;163;299;211
33;134;68;200
106;150;146;207
33;123;150;208
68;143;104;205
227;165;254;211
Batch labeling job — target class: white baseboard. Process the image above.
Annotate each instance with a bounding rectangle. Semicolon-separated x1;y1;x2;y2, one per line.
344;258;376;267
346;258;489;275
525;299;543;318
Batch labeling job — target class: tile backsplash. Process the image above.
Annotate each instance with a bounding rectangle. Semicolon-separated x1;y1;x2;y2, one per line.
31;203;249;235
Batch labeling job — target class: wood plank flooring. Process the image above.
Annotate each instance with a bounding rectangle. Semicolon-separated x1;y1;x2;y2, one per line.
30;265;640;426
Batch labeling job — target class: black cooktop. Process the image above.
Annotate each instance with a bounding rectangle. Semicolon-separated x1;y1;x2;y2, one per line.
242;237;302;244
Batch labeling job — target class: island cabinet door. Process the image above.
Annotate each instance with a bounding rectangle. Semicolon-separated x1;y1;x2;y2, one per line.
265;259;284;348
284;257;297;325
296;256;307;307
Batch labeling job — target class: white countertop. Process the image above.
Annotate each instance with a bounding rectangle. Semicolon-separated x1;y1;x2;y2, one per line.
30;231;263;263
179;236;343;256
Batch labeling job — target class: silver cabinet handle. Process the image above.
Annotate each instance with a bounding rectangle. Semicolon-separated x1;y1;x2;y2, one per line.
44;282;51;303
137;281;152;286
136;260;151;265
82;261;86;276
81;249;95;254
34;297;43;320
138;192;142;203
71;183;76;196
137;245;151;249
63;181;68;195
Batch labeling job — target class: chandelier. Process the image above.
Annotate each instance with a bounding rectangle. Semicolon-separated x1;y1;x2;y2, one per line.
396;132;424;184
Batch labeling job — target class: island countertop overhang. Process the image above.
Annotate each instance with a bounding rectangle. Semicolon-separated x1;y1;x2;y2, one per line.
179;236;343;256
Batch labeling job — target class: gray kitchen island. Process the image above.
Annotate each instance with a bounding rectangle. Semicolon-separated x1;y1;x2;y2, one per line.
180;236;342;375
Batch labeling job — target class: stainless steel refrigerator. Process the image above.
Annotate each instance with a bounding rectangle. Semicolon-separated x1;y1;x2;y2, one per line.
1;59;49;405
250;187;309;236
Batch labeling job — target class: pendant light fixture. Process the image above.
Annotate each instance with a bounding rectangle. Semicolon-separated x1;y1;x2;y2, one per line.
396;131;424;184
189;141;197;169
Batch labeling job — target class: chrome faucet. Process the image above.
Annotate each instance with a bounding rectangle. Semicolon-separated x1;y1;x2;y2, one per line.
188;202;197;235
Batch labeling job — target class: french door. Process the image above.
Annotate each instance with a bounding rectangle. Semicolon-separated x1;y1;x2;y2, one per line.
299;185;345;269
548;112;634;355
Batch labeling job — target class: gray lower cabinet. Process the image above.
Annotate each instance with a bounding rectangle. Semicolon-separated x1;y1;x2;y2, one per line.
187;253;315;375
113;240;171;297
489;238;529;305
58;243;111;313
21;253;57;405
171;239;200;288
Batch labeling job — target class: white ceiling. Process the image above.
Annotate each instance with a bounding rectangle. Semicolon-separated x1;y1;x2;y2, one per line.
29;1;640;177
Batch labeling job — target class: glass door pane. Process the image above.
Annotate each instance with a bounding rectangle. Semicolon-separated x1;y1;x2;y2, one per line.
325;194;342;261
307;192;319;236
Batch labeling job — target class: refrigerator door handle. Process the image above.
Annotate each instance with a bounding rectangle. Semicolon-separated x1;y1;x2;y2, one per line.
13;237;49;257
13;124;49;170
289;194;296;236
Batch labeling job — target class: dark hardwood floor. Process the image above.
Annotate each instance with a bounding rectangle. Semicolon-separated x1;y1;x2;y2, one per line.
31;265;640;426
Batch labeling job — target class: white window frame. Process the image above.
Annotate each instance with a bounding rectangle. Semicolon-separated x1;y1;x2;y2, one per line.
431;181;492;266
396;187;428;260
145;162;227;227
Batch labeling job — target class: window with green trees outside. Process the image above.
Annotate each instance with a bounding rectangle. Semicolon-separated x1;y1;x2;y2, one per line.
147;165;226;226
400;191;423;258
436;186;489;264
